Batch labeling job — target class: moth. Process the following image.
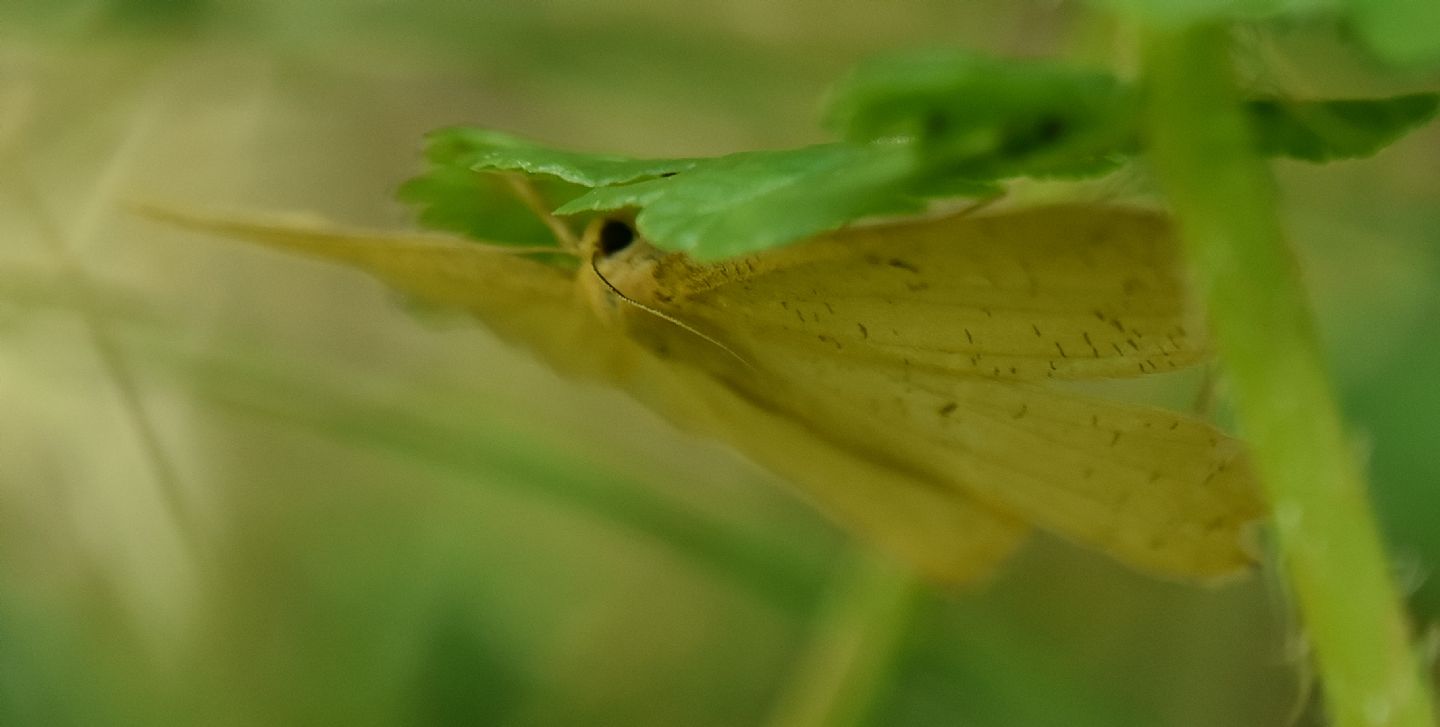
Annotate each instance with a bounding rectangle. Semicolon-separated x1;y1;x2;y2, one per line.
144;201;1264;584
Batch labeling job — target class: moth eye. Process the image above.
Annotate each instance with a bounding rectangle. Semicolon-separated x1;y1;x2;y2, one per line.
598;219;636;256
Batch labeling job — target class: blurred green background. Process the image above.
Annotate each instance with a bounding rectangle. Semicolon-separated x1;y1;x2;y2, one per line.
1;2;1436;725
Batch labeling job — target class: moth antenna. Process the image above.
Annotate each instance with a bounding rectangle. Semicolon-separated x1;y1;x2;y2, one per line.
589;254;754;371
503;174;580;253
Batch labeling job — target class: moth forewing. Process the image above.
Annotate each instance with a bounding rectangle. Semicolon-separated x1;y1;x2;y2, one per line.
612;347;1034;583
139;207;635;382
665;205;1212;381
599;204;1263;582
150;203;1264;585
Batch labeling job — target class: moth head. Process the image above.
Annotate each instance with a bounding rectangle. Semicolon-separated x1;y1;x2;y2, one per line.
578;215;672;314
575;214;752;370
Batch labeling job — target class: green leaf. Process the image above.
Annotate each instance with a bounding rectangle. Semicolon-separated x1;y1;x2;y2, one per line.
401;127;703;247
401;54;1435;260
429;126;699;186
557;142;993;260
396;164;582;247
823;50;1138;181
1245;93;1440;162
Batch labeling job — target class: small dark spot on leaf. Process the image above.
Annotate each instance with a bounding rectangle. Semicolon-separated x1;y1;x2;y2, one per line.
1034;114;1067;144
857;323;868;339
887;258;920;273
939;402;958;416
924;112;950;138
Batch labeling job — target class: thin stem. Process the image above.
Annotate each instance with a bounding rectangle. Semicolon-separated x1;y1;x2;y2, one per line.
1141;23;1436;727
503;174;579;252
766;551;918;727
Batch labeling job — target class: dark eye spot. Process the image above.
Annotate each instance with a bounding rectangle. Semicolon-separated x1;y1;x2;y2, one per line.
598;219;635;256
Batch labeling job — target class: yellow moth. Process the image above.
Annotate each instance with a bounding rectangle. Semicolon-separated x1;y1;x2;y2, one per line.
143;202;1263;584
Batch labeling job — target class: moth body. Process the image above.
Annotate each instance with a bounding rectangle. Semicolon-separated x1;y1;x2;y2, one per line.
147;204;1266;585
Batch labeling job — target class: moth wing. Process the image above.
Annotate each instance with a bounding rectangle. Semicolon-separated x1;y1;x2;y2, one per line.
619;353;1032;584
729;342;1262;581
669;204;1206;381
144;208;1025;582
138;208;632;380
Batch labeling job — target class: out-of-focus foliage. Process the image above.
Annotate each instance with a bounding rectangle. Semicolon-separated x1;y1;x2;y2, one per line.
823;50;1134;179
399;50;1433;259
1245;94;1439;161
1345;0;1440;66
1097;0;1440;65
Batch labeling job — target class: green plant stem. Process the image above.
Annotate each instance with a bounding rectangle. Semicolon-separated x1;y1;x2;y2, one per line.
766;552;918;727
1141;24;1436;727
